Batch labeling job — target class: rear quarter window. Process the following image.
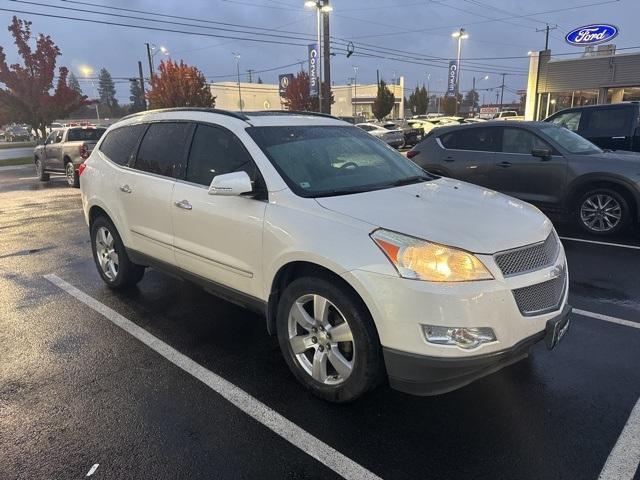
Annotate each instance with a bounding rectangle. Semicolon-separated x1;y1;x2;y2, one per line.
98;124;147;166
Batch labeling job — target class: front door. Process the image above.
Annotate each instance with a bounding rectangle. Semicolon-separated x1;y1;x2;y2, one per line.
172;123;266;298
45;130;64;171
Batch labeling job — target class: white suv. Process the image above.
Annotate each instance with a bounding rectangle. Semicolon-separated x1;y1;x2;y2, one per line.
80;108;571;402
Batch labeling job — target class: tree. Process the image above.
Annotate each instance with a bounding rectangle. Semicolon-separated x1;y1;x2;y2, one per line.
129;79;146;113
441;93;462;116
372;80;395;121
257;76;263;84
97;68;117;108
463;89;479;113
280;70;333;112
147;59;215;109
0;16;88;137
68;72;82;95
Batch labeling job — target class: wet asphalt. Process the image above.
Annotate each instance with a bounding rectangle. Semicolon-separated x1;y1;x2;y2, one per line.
0;165;639;480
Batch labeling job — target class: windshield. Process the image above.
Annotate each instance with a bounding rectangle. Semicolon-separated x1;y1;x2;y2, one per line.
247;125;430;198
538;124;602;154
67;128;106;142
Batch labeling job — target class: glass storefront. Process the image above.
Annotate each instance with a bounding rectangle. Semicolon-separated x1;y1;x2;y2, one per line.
537;89;600;119
605;86;640;103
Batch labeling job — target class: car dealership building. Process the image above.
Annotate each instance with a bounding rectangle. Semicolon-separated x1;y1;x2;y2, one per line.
525;46;640;120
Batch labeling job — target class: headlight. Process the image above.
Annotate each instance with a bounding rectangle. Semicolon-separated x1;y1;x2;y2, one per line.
371;229;493;282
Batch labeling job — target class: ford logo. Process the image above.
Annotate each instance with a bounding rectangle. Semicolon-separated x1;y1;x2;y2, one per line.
565;24;618;46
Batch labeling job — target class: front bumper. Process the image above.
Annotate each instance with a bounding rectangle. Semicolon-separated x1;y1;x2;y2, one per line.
384;303;572;395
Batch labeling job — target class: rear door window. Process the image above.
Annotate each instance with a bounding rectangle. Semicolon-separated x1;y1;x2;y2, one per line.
549;111;582;132
440;127;501;152
67;128;106;142
582;108;631;137
99;124;147;166
134;122;192;177
185;124;258;186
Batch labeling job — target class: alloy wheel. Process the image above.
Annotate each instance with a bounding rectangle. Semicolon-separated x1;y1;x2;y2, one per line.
65;163;75;186
287;294;355;385
580;193;622;233
95;226;119;280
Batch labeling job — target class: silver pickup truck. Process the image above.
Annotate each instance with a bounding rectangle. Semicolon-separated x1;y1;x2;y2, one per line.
34;126;106;187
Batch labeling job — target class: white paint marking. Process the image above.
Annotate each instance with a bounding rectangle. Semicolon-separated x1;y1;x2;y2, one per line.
0;164;31;172
18;176;38;180
559;236;640;251
44;274;381;480
86;464;99;476
598;397;640;480
573;308;640;330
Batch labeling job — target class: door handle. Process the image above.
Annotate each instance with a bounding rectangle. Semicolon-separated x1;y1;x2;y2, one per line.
497;161;512;168
443;157;455;162
174;199;192;210
612;136;626;139
119;184;132;193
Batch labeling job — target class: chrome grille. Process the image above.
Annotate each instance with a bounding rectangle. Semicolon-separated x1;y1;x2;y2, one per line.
512;266;566;316
495;232;560;277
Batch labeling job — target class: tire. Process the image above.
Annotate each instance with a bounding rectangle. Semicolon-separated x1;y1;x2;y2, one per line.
65;161;80;188
35;157;49;181
576;188;630;236
276;276;383;402
90;216;145;289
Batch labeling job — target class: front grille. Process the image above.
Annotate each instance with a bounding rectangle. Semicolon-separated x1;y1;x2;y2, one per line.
495;232;560;277
512;266;566;316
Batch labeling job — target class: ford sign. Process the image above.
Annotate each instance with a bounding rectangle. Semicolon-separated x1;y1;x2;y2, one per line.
565;24;618;46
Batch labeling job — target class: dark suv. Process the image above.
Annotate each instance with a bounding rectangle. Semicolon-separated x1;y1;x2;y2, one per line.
407;121;640;235
545;103;640;152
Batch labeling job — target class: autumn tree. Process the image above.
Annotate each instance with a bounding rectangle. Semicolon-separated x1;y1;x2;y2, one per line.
372;80;395;121
281;70;334;112
0;16;87;137
147;60;215;109
441;93;462;116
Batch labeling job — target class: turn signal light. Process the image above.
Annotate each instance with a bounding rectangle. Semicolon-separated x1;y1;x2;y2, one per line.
78;163;86;176
406;150;419;159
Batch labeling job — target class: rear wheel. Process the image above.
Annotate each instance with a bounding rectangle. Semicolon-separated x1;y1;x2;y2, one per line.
35;158;49;181
65;161;79;188
276;276;383;402
576;188;630;235
90;216;145;289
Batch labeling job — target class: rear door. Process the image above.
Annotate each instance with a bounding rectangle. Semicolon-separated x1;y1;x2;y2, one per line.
435;126;503;189
493;126;567;207
121;122;193;266
547;109;584;133
172;123;267;298
580;106;633;151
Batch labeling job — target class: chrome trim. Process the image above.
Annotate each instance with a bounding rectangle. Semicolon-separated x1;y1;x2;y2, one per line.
174;244;253;278
130;229;173;248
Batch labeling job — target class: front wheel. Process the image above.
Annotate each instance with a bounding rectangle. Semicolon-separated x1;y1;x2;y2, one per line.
576;189;630;235
35;158;49;181
276;276;383;402
65;162;80;188
90;216;145;289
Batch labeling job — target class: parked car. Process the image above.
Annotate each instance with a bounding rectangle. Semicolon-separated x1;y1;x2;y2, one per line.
545;102;640;152
80;108;570;402
34;126;106;187
356;122;404;148
408;121;640;235
4;125;32;142
492;111;524;121
337;115;366;125
381;120;422;147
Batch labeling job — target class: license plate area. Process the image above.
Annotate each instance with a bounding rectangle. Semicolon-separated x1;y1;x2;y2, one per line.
545;310;571;350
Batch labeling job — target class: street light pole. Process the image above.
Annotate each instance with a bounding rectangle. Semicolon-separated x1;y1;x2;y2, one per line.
305;0;332;113
233;52;243;112
353;66;358;117
451;28;468;116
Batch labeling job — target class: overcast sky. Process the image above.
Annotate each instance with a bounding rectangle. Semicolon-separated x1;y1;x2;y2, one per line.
0;0;634;104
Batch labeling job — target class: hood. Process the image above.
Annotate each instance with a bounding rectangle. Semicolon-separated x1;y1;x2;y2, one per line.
315;178;552;254
599;150;640;162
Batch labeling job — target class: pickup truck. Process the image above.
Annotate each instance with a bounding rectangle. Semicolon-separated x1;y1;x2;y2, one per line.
545;102;640;152
492;111;524;121
34;126;106;187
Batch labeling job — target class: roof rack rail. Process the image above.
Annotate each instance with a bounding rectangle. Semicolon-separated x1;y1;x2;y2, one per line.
248;110;339;119
119;107;249;122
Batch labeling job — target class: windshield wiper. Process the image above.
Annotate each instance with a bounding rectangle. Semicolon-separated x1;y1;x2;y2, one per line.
389;175;432;187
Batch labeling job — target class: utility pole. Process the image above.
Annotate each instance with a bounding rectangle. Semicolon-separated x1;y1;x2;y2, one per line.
138;60;147;110
499;73;506;111
472;76;476;116
536;23;558;51
353;66;358;117
145;43;154;78
322;0;331;114
246;69;254;83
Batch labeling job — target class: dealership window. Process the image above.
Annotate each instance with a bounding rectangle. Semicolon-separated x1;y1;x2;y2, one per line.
605;87;640;103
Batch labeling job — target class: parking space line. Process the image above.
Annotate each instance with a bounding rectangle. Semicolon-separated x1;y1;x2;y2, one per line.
598;397;640;480
573;308;640;330
559;236;640;251
43;274;382;480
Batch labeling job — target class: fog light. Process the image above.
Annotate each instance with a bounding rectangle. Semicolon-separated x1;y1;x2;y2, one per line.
423;325;496;349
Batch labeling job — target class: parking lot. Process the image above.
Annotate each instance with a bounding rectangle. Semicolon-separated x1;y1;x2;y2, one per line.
1;165;639;480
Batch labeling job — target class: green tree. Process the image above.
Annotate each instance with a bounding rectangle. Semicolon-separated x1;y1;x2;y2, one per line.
68;72;82;95
372;80;395;121
97;67;117;108
128;79;145;113
441;93;463;116
463;89;479;113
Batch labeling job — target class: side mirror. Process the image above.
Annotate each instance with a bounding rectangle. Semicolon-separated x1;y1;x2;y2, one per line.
208;171;253;196
532;148;552;160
